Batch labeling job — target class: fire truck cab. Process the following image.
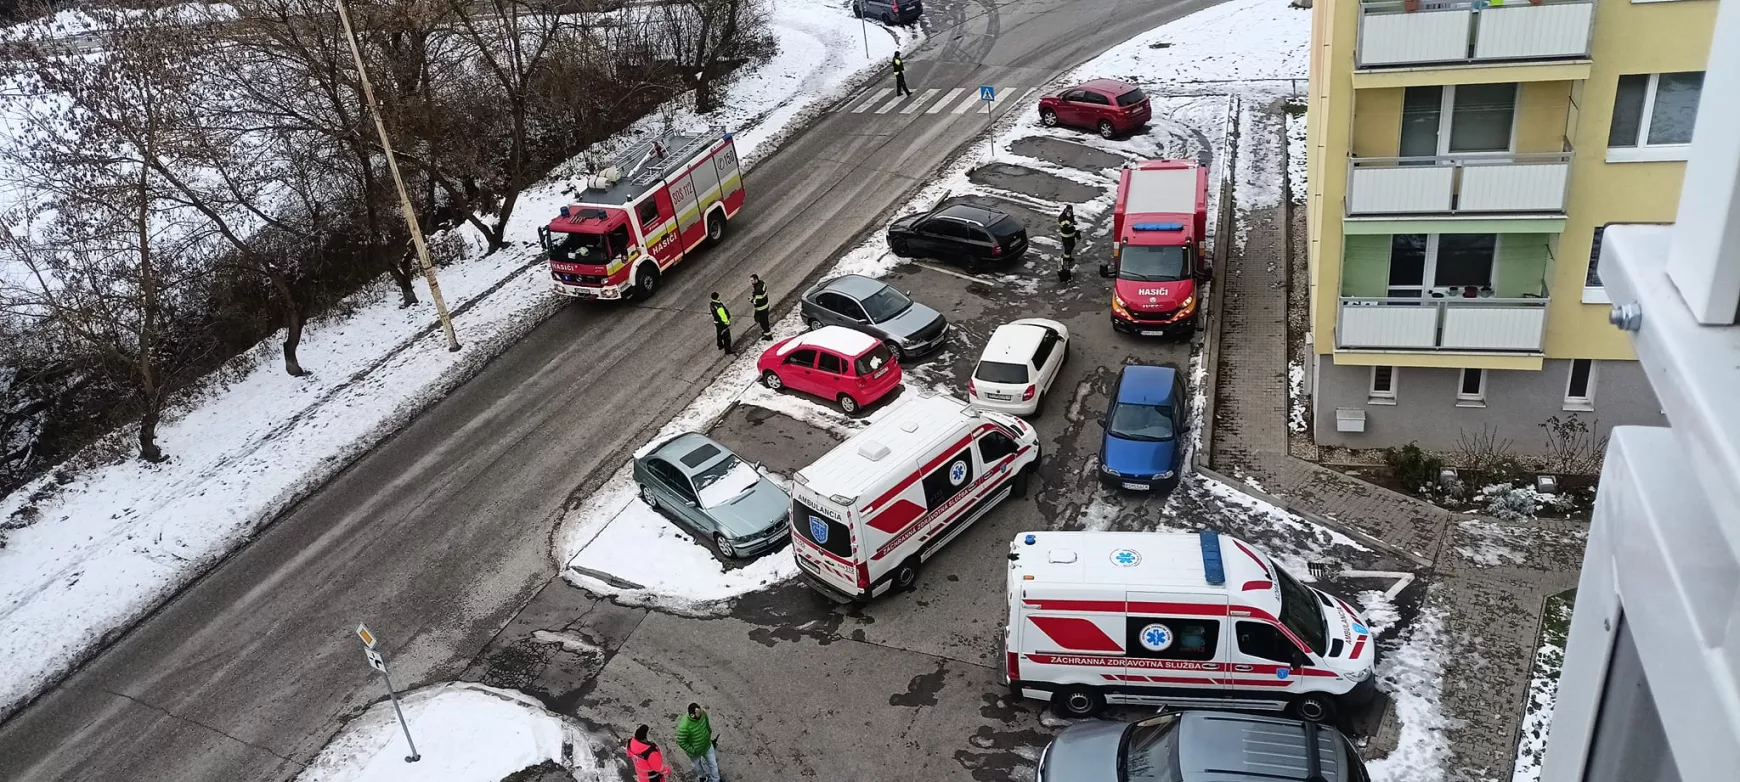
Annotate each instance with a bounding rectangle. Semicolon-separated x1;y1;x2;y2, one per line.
540;130;744;300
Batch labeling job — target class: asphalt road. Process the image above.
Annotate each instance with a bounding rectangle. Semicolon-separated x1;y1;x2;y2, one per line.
0;1;1231;780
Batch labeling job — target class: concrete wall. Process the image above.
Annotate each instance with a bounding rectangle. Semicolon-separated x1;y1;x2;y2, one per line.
1311;354;1665;457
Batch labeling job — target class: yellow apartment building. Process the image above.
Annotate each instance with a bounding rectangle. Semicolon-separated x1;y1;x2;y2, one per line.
1303;0;1715;456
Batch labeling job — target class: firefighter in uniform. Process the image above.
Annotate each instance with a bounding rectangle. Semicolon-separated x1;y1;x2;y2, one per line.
1057;205;1079;283
892;53;912;97
750;274;773;340
710;292;733;354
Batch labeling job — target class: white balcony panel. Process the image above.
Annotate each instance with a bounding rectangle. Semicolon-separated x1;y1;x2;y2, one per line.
1360;11;1472;66
1459;162;1569;212
1473;4;1595;61
1339;305;1439;349
1348;166;1455;214
1440;307;1546;351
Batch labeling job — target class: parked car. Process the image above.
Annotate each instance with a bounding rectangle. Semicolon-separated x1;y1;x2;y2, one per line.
758;326;902;413
968;318;1069;416
1038;79;1152;139
799;274;950;359
1036;710;1370;782
887;203;1028;270
1099;364;1186;492
633;433;790;558
851;0;921;25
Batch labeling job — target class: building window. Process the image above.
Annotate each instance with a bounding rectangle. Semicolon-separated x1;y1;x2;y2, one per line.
1609;72;1704;161
1458;368;1486;405
1369;366;1396;404
1387;234;1498;298
1565;359;1597;411
1400;84;1517;157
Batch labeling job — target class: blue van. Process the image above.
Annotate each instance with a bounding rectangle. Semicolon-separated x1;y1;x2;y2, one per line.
1099;364;1186;492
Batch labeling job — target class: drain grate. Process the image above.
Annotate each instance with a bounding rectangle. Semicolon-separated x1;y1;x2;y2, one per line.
1308;561;1334;579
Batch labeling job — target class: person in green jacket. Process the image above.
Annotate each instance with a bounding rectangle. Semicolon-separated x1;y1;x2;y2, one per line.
676;702;721;782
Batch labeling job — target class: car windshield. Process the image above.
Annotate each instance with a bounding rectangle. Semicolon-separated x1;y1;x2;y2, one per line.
974;361;1029;384
1109;402;1175;442
855;344;894;376
1119;245;1189;282
693;455;760;509
1119;714;1183;782
550;230;609;262
1275;564;1329;657
1116;88;1148;107
860;286;913;322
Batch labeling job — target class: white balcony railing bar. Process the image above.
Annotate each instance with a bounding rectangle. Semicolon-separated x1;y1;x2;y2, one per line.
1346;152;1572;216
1336;296;1548;352
1357;0;1596;69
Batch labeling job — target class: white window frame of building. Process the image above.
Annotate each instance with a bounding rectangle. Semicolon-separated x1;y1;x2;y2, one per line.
1584;225;1612;304
1456;367;1486;406
1386;234;1502;298
1367;366;1396;404
1400;83;1519;160
1564;359;1598;411
1607;72;1706;163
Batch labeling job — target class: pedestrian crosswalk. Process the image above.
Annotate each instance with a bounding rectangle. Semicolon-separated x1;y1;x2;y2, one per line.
843;86;1038;118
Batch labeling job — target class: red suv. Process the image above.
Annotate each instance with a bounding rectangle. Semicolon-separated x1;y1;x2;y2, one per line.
1038;79;1151;139
758;326;902;413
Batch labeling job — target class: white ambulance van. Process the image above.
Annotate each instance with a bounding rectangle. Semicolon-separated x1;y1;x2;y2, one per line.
1002;529;1377;723
790;394;1041;601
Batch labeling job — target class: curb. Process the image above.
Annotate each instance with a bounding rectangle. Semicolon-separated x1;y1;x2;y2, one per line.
1194;94;1240;471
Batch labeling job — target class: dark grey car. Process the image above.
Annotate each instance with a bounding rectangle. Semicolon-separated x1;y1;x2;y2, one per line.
1037;710;1369;782
632;432;791;558
798;274;949;359
852;0;922;25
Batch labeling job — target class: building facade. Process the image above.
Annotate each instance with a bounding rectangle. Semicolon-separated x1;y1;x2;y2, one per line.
1303;0;1717;455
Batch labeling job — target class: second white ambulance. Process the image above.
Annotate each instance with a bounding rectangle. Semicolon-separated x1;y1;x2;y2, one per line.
790;394;1041;601
1002;529;1377;722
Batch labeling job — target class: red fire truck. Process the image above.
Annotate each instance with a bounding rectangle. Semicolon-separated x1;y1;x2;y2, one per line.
1099;159;1211;337
539;130;745;300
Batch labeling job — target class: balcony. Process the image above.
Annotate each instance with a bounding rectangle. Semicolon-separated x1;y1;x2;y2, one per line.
1357;0;1595;70
1346;152;1571;217
1337;296;1547;353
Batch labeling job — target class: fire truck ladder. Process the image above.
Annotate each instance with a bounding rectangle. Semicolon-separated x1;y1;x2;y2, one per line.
629;134;712;187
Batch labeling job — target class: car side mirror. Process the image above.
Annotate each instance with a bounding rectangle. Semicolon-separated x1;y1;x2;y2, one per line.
1099;263;1115;278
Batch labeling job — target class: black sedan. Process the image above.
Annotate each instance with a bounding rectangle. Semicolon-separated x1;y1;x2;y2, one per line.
887;204;1028;270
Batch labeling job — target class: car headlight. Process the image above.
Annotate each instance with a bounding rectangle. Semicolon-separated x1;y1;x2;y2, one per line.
1350;666;1373;681
1111;294;1131;318
1157;470;1175;479
1099;463;1117;475
1178;295;1195;312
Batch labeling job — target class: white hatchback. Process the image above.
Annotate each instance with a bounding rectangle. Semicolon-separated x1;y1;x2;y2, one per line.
969;318;1070;416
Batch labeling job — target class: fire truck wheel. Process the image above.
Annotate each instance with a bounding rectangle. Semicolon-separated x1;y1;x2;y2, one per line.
761;371;783;390
705;211;727;245
1289;693;1337;723
1040;108;1059;127
893;557;920;590
837;394;859;414
633;263;660;299
1053;686;1104;718
1098;120;1117;139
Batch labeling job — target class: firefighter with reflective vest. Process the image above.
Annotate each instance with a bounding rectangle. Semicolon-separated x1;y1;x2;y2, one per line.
1057;205;1079;283
892;53;912;97
750;274;772;341
710;292;733;355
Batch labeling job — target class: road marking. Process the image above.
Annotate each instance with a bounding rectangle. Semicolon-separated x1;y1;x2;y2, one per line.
951;89;986;114
926;87;966;114
873;92;908;114
1339;570;1416;600
912;261;992;284
848;88;892;113
902;89;942;114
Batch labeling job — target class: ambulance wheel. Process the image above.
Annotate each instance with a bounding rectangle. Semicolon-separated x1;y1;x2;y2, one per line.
837;394;860;414
633;263;660;299
1053;686;1104;718
1040;108;1058;127
1289;693;1337;724
1098;120;1117;139
761;371;783;390
705;211;727;246
893;557;920;591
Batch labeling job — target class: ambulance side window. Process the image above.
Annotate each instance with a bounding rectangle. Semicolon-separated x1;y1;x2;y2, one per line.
1236;621;1301;665
977;431;1018;464
1125;617;1220;662
921;447;976;508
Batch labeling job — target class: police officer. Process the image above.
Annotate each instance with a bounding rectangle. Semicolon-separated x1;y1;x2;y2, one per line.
709;292;733;354
1057;205;1079;283
892;52;912;97
750;274;772;340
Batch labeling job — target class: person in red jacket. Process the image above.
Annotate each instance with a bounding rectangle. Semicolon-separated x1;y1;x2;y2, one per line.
626;724;673;782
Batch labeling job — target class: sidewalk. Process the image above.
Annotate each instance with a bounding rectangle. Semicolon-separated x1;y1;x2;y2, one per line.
1207;98;1584;781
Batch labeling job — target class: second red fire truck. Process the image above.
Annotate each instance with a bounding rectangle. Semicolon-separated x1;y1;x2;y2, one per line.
539;130;745;300
1100;159;1211;337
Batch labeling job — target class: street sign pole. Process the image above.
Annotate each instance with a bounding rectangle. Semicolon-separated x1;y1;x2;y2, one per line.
357;624;419;763
980;86;996;161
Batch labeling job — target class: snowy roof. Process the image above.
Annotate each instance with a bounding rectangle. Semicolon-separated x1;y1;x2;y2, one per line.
1124;163;1199;215
779;326;879;357
797;395;973;502
1011;530;1282;613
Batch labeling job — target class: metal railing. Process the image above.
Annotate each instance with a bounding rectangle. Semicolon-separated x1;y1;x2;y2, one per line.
1346;151;1572;216
1356;0;1596;69
1337;295;1549;352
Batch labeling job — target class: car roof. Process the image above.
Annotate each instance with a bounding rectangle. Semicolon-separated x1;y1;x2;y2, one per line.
1115;364;1180;405
781;326;880;357
1177;711;1351;782
1079;78;1141;95
647;432;732;475
819;273;889;299
935;203;1005;225
981;323;1048;363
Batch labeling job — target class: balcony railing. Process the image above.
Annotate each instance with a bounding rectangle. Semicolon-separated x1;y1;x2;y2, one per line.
1347;152;1571;216
1357;0;1595;69
1337;296;1548;352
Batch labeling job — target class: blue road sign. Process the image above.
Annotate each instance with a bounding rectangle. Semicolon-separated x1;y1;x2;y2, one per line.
980;85;996;102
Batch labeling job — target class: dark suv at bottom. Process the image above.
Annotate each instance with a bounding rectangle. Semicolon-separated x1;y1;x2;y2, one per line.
1037;710;1369;782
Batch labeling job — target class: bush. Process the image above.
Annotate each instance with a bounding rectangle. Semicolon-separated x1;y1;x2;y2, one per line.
1483;483;1571;521
1386;442;1446;493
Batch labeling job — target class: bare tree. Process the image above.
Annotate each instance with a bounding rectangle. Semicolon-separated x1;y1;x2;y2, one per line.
657;0;774;114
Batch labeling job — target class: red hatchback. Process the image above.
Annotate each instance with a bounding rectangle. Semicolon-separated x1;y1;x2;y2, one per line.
1038;79;1151;139
758;326;902;413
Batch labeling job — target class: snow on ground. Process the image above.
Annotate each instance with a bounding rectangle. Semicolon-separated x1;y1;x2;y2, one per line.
1511;590;1575;782
1286;104;1308;205
0;1;911;719
296;682;611;782
1288;360;1306;433
1454;520;1530;567
1083;0;1310;96
1368;598;1454;782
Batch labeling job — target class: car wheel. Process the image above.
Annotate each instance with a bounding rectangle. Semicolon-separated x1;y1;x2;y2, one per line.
1098;119;1116;139
1012;465;1032;498
761;370;783;390
890;236;910;256
705;211;727;246
632;263;659;299
838;394;859;414
1040;108;1058;127
638;482;658;509
806;317;824;331
1052;686;1104;718
1290;693;1338;724
881;12;895;24
893;557;920;590
883;339;905;361
713;533;738;559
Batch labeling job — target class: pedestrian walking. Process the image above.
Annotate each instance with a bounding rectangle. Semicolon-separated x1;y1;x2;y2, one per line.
709;292;733;354
750;274;772;341
627;725;673;782
1057;205;1078;283
676;703;723;782
892;52;912;97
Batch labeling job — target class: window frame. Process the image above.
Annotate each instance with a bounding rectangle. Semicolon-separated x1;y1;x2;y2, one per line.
1369;366;1397;404
1565;359;1598;412
1607;72;1705;163
1386;233;1499;298
976;430;1019;464
784;348;818;369
636;198;661;226
1399;84;1519;159
1236;620;1304;665
816;351;847;376
1124;616;1221;662
920;447;976;508
1458;367;1487;406
1030;330;1059;370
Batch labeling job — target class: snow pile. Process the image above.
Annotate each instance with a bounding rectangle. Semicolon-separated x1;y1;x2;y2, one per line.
1286;104;1308;205
1083;0;1309;94
1511;592;1575;782
1368;602;1454;782
296;682;612;782
1481;483;1570;521
1287;361;1306;433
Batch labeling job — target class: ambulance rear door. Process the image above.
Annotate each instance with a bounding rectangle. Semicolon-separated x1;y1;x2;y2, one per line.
1121;592;1230;699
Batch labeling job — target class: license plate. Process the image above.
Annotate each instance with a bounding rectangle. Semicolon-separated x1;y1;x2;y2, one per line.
987;393;1012;401
1139;329;1166;336
1122;481;1150;491
874;367;888;378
